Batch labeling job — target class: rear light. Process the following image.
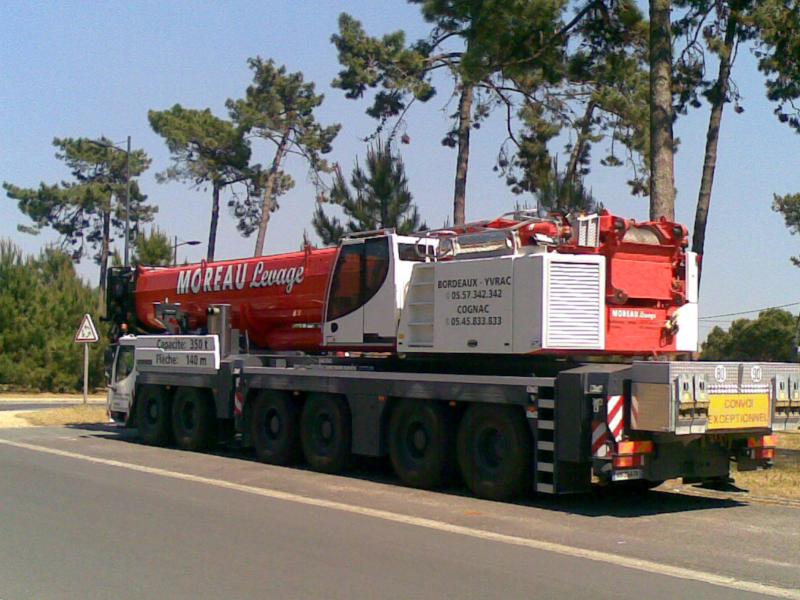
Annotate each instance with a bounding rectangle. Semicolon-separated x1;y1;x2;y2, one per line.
613;455;644;469
756;448;775;460
617;440;654;455
612;440;653;469
746;435;777;461
748;435;778;449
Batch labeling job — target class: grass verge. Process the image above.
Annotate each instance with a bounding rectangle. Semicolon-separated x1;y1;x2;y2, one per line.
18;405;108;427
732;432;800;500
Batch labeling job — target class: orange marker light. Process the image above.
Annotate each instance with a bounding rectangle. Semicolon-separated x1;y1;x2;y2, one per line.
616;440;654;455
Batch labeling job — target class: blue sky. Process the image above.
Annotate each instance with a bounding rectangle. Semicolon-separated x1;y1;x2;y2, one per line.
1;1;799;340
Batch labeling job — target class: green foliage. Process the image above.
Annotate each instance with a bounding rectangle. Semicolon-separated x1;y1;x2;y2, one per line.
533;159;597;213
333;4;585;223
3;137;153;290
312;141;426;245
227;58;340;253
671;1;766;122
148;104;256;260
500;1;651;200
772;192;800;266
149;105;251;186
753;0;800;131
700;309;798;362
0;240;107;392
134;227;173;267
331;13;437;125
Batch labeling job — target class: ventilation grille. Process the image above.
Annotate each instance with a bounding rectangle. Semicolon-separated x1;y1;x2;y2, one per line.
577;215;600;247
546;261;602;349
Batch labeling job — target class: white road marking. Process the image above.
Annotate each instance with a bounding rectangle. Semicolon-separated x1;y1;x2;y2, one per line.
1;437;798;599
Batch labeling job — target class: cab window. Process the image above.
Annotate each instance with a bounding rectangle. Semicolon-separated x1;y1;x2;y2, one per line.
114;346;135;382
327;237;390;321
398;243;433;262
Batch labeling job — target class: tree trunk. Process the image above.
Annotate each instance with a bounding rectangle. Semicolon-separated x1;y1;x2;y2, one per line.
692;12;738;266
207;181;220;262
254;130;291;256
649;0;676;221
453;83;474;227
562;100;596;210
98;207;111;311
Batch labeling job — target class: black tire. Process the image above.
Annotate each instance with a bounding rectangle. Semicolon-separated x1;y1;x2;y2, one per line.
251;390;300;465
171;387;217;451
457;404;531;501
300;393;351;474
388;399;453;489
136;385;173;446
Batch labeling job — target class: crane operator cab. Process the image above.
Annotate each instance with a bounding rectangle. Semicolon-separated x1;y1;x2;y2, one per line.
322;232;438;350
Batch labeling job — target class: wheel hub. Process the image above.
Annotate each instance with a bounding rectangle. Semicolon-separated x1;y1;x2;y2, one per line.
477;427;503;469
319;415;334;443
266;410;281;438
413;428;427;451
181;402;195;430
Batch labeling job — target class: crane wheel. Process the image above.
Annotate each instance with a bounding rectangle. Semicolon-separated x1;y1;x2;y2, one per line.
136;385;173;446
251;390;300;465
300;393;351;474
457;404;531;502
171;387;217;451
388;399;452;489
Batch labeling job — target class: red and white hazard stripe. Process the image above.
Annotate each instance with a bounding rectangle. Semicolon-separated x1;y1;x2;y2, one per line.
234;391;244;417
607;395;625;442
591;420;609;457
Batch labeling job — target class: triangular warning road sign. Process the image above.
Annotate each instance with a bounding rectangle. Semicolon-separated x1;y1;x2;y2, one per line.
74;313;99;343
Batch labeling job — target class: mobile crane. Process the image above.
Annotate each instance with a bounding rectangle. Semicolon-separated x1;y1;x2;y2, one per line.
105;210;798;500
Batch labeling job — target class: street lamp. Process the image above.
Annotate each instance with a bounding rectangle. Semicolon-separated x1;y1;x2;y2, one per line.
173;238;202;265
90;136;131;267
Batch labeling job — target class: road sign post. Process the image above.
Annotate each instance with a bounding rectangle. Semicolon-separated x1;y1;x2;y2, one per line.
74;314;100;405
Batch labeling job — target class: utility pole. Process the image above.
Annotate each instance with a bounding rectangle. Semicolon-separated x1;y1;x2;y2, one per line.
125;135;131;267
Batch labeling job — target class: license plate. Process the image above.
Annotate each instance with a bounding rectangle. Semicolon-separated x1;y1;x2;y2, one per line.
708;393;770;430
612;469;643;482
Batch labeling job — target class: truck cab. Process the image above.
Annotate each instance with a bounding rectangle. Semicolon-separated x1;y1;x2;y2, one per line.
322;233;437;349
107;337;137;423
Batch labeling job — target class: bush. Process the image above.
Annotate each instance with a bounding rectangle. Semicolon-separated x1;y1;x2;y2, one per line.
0;240;107;392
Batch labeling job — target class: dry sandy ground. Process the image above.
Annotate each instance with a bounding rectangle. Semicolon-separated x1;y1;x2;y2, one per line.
0;404;107;428
0;392;106;427
0;411;33;428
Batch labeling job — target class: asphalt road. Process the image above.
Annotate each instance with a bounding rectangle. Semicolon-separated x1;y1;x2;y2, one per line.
0;425;798;600
0;403;87;411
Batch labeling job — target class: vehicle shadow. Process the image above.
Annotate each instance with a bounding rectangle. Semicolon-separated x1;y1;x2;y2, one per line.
78;424;745;518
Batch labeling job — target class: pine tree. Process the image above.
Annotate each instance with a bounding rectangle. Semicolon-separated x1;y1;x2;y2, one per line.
0;240;107;392
701;309;797;362
227;58;340;255
313;142;426;245
134;227;173;267
754;0;800;132
3;137;152;294
649;0;676;221
534;159;597;214
331;3;569;227
148;105;254;261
